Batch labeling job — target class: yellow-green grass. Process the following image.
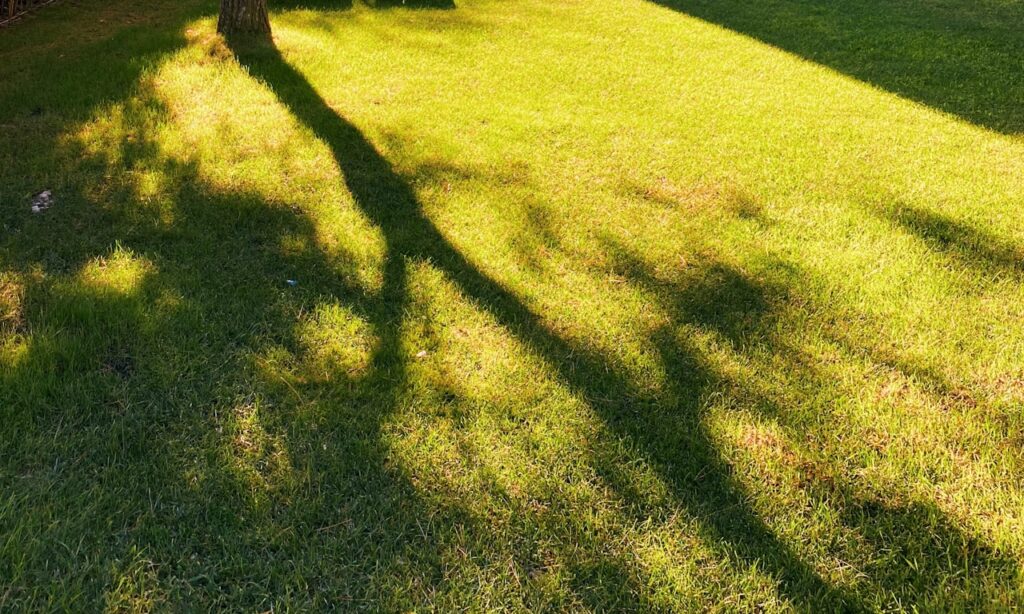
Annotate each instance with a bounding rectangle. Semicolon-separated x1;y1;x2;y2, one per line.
2;0;1024;610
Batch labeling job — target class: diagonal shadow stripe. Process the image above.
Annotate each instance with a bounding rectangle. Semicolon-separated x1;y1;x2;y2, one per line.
646;0;1024;135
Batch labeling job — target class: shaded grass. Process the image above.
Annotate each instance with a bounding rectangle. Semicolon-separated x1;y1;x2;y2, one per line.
884;203;1024;280
2;0;1024;610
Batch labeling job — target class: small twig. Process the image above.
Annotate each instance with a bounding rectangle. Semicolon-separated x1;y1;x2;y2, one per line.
0;0;61;28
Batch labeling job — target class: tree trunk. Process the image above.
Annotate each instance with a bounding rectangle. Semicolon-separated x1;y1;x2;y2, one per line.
218;0;271;37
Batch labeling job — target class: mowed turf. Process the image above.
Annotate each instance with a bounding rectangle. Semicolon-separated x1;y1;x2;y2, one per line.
1;0;1023;609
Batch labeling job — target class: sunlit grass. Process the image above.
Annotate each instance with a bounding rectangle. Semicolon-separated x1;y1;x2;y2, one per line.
2;0;1024;610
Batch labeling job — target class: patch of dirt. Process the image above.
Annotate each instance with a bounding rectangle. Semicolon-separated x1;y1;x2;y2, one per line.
101;349;135;379
628;178;764;220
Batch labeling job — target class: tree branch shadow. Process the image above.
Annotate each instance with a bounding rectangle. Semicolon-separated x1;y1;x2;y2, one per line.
596;236;1022;609
883;203;1024;280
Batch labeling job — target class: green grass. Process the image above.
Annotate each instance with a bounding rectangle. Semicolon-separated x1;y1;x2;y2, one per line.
2;0;1024;610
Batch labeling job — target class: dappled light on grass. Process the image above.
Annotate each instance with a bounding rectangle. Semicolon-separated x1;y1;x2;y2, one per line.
2;0;1024;609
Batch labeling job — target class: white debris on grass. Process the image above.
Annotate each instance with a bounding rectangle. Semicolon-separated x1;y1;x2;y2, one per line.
30;190;53;214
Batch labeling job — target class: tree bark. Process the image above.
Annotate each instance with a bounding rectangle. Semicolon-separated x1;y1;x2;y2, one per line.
218;0;271;37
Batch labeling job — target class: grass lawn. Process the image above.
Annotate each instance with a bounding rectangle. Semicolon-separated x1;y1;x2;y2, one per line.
2;0;1024;609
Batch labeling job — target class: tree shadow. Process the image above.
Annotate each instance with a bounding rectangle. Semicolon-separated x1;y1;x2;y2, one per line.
0;158;453;608
232;38;859;610
840;496;1019;610
0;0;211;234
0;0;207;119
4;2;1017;607
645;0;1024;135
597;237;1021;609
1;67;482;604
883;203;1023;279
